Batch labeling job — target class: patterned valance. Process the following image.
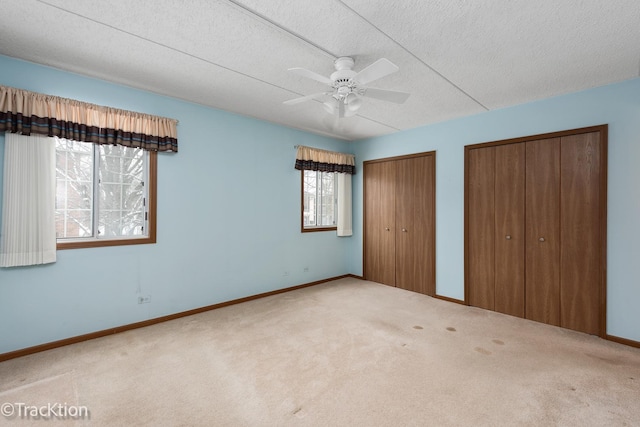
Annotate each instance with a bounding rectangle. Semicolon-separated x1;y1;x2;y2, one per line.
0;85;178;152
294;145;355;174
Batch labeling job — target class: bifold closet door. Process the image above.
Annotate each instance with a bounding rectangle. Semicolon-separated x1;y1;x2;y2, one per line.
468;144;525;315
364;152;436;296
467;147;496;310
525;138;561;327
395;155;435;295
560;132;601;335
466;126;606;336
364;161;396;286
494;143;525;317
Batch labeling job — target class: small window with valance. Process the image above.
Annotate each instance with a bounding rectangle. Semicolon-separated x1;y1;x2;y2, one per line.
294;145;354;236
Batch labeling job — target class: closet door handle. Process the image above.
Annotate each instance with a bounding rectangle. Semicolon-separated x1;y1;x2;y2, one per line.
505;235;511;240
401;228;407;232
385;227;390;231
539;237;545;242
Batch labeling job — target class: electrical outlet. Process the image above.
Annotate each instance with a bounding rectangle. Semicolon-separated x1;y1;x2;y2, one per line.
138;295;151;304
283;271;290;277
303;266;309;272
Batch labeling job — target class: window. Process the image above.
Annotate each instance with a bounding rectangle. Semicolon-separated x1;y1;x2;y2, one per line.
302;170;337;232
55;138;157;249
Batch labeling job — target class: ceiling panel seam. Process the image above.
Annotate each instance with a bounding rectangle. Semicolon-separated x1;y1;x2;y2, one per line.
225;0;337;60
35;0;310;99
336;0;489;112
355;114;401;131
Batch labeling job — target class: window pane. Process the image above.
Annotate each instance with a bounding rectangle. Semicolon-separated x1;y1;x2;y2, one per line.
55;140;94;238
65;210;93;237
303;170;317;226
98;145;146;237
320;172;336;226
302;170;337;229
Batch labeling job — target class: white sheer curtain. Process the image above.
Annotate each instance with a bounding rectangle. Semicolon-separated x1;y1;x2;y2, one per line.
337;173;352;237
0;132;57;267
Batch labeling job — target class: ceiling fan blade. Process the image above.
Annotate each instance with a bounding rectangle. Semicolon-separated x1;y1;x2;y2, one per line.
283;92;330;105
360;87;410;104
353;58;399;85
288;68;332;85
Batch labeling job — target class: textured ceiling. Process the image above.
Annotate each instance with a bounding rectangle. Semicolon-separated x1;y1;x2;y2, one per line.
1;0;639;141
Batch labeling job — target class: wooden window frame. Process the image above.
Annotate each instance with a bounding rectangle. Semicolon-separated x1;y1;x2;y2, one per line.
300;170;337;233
57;151;157;250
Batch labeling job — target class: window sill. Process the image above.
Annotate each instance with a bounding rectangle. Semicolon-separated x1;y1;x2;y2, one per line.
301;227;337;233
57;235;156;250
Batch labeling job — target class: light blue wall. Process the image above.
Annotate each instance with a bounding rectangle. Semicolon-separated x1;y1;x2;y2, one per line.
349;77;640;342
0;55;353;353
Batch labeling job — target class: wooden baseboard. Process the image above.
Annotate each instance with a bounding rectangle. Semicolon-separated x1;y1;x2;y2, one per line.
434;294;466;305
606;334;640;349
7;274;632;363
0;274;357;363
434;298;640;349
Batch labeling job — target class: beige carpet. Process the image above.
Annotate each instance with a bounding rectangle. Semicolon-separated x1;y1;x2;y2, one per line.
1;277;639;426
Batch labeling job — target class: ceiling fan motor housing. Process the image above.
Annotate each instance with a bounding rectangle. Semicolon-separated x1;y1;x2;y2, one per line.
333;56;355;71
330;57;358;102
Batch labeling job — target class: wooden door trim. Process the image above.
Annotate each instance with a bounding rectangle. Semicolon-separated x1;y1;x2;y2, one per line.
464;124;608;337
599;129;608;337
465;125;608;150
464;146;471;304
430;152;437;297
363;150;436;164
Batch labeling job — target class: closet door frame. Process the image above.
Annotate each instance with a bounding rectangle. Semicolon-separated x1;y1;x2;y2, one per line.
363;151;436;297
464;124;608;337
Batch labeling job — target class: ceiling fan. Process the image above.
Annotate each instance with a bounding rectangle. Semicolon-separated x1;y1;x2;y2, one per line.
284;57;410;118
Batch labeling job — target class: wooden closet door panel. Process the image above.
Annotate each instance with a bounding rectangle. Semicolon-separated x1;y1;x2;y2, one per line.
364;161;396;286
467;147;495;310
494;143;525;317
526;138;561;326
395;155;435;295
560;132;601;335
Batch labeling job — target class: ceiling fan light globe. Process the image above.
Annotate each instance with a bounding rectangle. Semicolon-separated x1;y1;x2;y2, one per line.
323;99;337;115
346;95;362;112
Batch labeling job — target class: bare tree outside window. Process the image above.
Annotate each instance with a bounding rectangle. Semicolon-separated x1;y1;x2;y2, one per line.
55;139;94;238
98;145;145;237
55;138;149;243
302;170;337;231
